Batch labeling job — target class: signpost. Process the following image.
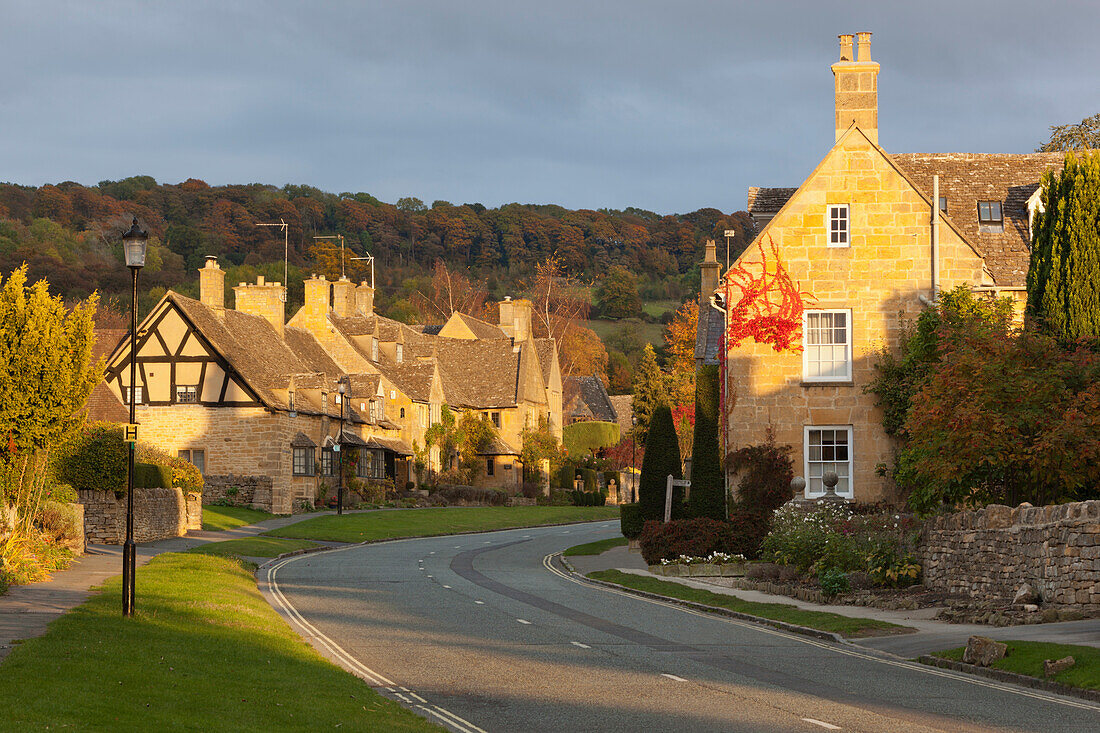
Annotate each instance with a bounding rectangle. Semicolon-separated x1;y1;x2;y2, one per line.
665;475;691;523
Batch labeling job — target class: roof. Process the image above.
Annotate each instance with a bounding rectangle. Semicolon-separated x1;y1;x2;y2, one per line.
365;435;414;455
562;375;617;422
745;152;1066;287
434;338;521;408
608;395;634;435
892;153;1065;287
290;432;316;448
444;312;508;340
694;301;724;366
86;328;130;423
373;360;436;402
480;436;520;456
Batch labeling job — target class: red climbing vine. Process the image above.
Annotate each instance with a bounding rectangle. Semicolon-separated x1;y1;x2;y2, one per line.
723;237;813;354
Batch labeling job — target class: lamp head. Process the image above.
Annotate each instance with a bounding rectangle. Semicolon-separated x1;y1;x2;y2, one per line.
122;217;148;268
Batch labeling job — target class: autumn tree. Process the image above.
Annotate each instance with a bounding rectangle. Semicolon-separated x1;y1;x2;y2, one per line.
596;266;642;318
664;299;698;407
1038;112;1100;152
1027;151;1100;342
411;259;491;324
524;256;608;381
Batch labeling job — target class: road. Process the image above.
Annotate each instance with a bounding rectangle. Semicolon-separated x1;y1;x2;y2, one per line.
261;520;1100;732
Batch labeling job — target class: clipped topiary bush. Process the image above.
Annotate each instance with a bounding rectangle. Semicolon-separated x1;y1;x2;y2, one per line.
563;421;621;456
619;503;644;539
570;490;606;507
638;404;682;522
132;462;173;489
639;517;761;565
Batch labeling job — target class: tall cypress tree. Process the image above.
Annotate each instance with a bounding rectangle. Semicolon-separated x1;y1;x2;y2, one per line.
688;365;725;520
638;404;682;522
630;343;668;445
1028;151;1100;342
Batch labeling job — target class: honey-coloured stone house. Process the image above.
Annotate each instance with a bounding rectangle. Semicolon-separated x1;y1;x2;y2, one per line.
711;33;1066;504
101;259;564;511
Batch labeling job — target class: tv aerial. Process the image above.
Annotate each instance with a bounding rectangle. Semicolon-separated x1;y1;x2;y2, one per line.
256;219;289;302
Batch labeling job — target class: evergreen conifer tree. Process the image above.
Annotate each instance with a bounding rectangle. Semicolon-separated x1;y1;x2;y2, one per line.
631;343;668;444
687;365;725;520
638;404;682;522
1027;151;1100;342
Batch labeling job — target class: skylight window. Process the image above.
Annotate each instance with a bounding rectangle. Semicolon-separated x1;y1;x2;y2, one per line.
978;201;1004;233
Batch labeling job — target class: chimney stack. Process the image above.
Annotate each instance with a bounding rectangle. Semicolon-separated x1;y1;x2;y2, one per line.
355;281;375;316
331;277;356;318
303;275;330;318
233;277;286;338
199;256;225;313
700;239;720;307
499;297;533;342
831;31;879;144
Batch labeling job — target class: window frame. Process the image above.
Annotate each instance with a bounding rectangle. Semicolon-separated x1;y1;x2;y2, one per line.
827;204;850;247
802;309;853;383
977;200;1004;233
396;343;403;363
491;411;501;429
178;448;205;474
176;384;198;403
938;196;947;213
486;457;495;477
123;385;143;405
320;447;336;477
803;425;854;498
292;447;315;476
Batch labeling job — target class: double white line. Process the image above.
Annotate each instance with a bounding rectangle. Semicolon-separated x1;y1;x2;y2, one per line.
265;551;488;733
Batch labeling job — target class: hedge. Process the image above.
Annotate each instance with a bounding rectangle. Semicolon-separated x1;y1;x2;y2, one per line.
132;463;173;489
570;490;606;507
638;516;768;565
563;421;620;456
619;503;644;539
53;423;127;493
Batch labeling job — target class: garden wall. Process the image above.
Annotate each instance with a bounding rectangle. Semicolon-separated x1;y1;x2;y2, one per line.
202;474;274;512
79;488;203;545
920;500;1100;610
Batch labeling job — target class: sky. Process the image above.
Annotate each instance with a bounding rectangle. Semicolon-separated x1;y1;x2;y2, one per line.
3;1;1098;214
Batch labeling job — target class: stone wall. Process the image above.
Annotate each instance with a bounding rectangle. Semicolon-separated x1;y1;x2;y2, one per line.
79;488;202;545
202;474;274;512
920;500;1100;610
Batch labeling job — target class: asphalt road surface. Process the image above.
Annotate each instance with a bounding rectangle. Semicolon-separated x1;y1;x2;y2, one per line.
261;520;1100;732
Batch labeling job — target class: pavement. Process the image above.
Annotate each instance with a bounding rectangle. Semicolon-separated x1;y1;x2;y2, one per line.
0;510;337;663
568;544;1100;658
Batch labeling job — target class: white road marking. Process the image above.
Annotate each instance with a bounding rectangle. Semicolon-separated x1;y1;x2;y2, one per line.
517;619;532;625
443;585;452;589
661;673;688;682
802;719;841;730
420;704;489;733
429;551;435;555
475;600;485;605
570;641;591;649
483;541;492;544
541;552;1100;713
426;575;433;578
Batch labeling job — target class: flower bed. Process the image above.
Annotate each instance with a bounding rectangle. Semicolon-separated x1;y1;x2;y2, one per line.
649;551;747;577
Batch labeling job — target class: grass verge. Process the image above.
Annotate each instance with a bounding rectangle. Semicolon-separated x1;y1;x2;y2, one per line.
587;569;912;639
266;506;619;543
932;641;1100;691
564;537;628;556
0;553;440;731
202;505;277;531
187;537;322;560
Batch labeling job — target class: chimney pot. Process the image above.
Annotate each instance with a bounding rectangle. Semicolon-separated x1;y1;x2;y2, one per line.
838;34;854;61
199;256;225;312
856;31;872;61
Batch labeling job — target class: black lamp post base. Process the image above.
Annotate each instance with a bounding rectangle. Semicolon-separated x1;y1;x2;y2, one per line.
122;540;136;616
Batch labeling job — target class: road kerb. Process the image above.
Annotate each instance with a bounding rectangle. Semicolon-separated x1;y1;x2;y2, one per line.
919;654;1100;704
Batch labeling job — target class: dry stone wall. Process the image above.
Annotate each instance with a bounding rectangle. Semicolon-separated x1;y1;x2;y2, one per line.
202;474;274;513
79;488;202;545
920;500;1100;610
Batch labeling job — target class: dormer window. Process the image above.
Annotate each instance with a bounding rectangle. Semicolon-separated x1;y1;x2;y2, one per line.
978;201;1004;233
827;204;849;247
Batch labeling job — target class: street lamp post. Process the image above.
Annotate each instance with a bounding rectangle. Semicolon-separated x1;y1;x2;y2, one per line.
630;415;637;504
336;379;348;515
121;217;147;617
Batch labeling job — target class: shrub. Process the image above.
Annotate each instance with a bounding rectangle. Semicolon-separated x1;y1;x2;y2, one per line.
688;364;725;520
46;483;78;504
639;517;753;565
132;463;173;489
36;500;83;550
53;423;127;494
569;490;604;506
726;433;794;515
724;509;771;558
537;490;574;507
435;485;508;506
619;503;644;539
819;568;851;599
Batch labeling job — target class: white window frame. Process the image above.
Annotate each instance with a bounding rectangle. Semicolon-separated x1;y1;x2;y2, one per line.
176;384;198;403
802;309;852;382
123;385;143;405
827;204;849;247
803;425;853;498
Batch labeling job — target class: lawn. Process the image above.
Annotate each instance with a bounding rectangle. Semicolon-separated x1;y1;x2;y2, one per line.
202;505;278;531
642;300;681;319
587;569;912;639
931;640;1100;691
585;318;665;347
266;506;619;543
0;553;439;731
187;537;322;560
564;537;628;556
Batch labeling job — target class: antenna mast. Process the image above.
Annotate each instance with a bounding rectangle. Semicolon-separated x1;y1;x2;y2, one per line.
256;219;289;301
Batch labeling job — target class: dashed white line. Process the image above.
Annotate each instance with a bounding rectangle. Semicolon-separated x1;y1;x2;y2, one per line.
426;575;433;578
474;600;485;605
516;619;532;625
442;585;452;589
660;673;688;682
802;719;841;730
570;641;591;649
